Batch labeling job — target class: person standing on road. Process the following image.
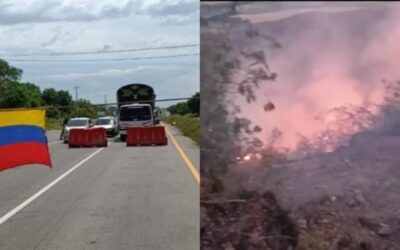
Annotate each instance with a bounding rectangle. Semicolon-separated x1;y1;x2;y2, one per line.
59;117;69;140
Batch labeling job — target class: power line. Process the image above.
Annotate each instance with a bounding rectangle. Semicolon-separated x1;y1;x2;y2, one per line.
2;44;199;57
6;53;199;63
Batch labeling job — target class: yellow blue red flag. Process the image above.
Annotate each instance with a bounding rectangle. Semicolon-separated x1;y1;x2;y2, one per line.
0;108;52;172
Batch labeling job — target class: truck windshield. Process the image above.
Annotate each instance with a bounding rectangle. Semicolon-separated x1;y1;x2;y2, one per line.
95;119;111;125
67;120;88;126
120;106;151;121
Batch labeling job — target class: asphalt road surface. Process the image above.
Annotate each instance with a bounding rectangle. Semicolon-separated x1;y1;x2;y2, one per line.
0;124;199;250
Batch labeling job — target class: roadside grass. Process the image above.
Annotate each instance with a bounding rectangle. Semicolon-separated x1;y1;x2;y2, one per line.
163;114;200;145
46;117;63;130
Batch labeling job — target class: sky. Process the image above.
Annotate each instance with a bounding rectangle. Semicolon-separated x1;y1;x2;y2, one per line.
0;0;199;107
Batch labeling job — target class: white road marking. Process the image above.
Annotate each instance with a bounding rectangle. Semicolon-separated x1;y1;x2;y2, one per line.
0;145;109;226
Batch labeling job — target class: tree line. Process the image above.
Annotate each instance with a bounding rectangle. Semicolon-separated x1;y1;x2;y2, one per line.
0;59;104;119
167;92;200;116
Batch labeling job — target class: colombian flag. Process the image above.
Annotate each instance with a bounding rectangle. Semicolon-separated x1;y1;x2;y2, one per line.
0;108;52;172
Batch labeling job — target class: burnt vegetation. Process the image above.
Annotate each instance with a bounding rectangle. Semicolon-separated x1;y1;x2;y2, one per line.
200;12;299;250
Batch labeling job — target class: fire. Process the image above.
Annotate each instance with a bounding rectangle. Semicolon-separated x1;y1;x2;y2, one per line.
244;154;252;161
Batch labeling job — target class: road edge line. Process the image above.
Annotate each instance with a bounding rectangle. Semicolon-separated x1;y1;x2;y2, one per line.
0;147;106;226
165;127;200;184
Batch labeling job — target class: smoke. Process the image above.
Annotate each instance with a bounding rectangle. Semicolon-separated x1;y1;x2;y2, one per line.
229;4;400;156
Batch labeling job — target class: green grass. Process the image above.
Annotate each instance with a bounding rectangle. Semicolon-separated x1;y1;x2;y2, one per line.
163;114;200;145
46;117;63;130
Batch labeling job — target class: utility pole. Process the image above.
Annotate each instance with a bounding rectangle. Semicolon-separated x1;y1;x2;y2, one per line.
74;86;79;101
104;95;108;105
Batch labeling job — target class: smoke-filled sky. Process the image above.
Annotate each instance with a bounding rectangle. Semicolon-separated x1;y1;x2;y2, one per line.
228;2;400;152
0;0;199;107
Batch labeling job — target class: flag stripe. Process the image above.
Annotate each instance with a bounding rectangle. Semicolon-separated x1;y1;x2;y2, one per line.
0;108;46;129
0;125;47;146
0;142;52;172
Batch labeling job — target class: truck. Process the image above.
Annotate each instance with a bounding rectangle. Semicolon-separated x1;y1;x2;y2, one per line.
116;83;159;141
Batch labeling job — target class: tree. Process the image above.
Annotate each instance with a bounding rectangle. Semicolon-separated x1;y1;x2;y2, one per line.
167;104;177;115
56;90;73;115
57;90;73;107
166;92;200;116
176;102;191;115
0;59;24;107
46;106;61;118
71;99;97;118
187;92;200;115
0;59;75;115
0;83;27;108
42;88;73;118
24;82;42;107
167;102;191;115
0;82;41;108
201;14;278;175
42;88;59;106
0;60;43;109
0;59;22;83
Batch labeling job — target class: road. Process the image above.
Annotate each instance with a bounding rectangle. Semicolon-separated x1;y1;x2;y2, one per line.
0;124;199;250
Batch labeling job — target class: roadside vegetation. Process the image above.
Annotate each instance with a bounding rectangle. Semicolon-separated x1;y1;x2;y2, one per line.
45;117;63;130
164;114;200;145
163;92;200;144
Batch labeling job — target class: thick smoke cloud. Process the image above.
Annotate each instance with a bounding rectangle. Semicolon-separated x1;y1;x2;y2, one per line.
231;4;400;154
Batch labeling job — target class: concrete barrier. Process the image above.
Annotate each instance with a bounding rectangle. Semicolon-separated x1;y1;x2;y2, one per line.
126;126;168;146
69;128;107;148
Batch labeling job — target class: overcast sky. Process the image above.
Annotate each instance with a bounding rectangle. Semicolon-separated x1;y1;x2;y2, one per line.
0;0;199;107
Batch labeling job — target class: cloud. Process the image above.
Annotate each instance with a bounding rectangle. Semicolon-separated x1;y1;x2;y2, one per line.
0;0;199;26
40;27;71;47
99;43;113;51
139;0;198;24
0;0;140;25
144;0;196;16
